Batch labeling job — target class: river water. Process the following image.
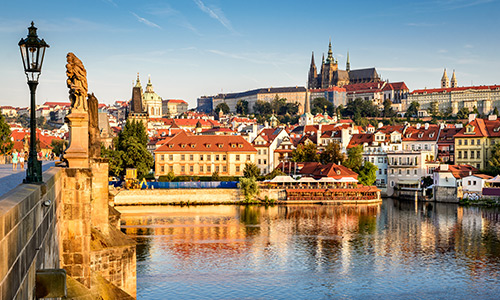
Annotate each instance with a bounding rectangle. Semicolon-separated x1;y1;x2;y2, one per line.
120;199;500;299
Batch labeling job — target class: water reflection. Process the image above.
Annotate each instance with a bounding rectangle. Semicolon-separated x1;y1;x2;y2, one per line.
120;200;500;299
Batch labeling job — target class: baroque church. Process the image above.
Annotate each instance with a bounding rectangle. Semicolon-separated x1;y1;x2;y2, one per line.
129;73;162;118
308;40;381;89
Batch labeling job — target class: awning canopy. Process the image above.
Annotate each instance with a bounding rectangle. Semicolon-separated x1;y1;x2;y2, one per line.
270;175;296;183
486;175;500;183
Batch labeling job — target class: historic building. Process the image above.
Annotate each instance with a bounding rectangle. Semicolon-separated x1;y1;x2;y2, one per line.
209;86;307;114
128;74;163;123
154;131;257;177
308;40;381;89
162;99;188;117
405;70;500;115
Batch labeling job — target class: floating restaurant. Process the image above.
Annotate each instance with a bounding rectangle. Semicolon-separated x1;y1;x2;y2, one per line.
263;163;381;204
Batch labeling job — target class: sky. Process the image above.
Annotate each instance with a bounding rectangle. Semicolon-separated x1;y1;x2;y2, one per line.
0;0;499;108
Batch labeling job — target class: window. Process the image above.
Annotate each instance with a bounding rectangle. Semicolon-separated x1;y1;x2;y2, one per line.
458;151;462;159
258;149;261;155
464;139;468;146
169;154;173;161
161;166;165;172
458;139;462;146
464;151;468;159
215;166;220;172
471;151;475;159
169;166;173;172
468;180;471;185
379;170;382;175
247;155;251;161
216;155;220;161
258;159;261;164
473;180;477;185
160;154;165;161
181;154;185;161
263;149;267;155
200;155;204;161
223;155;227;161
399;169;402;175
236;165;240;172
236;154;240;161
477;151;480;159
207;165;211;172
189;154;194;161
181;166;185;173
264;159;267;164
391;181;395;187
223;166;227;172
414;170;417;174
471;139;475;145
477;139;481;145
200;165;204;172
207;155;211;161
384;169;387;174
190;166;194;172
407;169;410;175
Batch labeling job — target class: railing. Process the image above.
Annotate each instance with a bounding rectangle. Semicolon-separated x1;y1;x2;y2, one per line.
148;181;239;189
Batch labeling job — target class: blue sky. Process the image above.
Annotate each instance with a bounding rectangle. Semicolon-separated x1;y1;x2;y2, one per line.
0;0;499;108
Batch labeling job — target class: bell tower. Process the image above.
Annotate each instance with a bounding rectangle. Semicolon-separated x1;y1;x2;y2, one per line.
441;68;450;88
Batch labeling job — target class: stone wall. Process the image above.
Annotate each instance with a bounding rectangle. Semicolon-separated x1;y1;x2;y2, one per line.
0;167;62;300
434;186;460;203
114;188;243;205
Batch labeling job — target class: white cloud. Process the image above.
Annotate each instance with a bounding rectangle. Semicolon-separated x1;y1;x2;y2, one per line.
131;13;161;29
193;0;236;33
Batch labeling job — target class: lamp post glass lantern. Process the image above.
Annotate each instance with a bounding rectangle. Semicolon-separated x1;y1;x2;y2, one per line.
19;21;49;183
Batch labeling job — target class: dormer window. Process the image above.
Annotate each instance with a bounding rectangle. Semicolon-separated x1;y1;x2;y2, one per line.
168;144;173;148
191;144;196;148
231;144;236;148
238;144;243;148
466;125;475;134
181;144;186;148
406;133;412;138
418;133;423;138
429;132;435;138
206;144;211;148
218;144;223;148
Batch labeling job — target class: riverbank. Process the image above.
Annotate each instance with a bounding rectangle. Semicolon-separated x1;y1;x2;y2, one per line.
113;188;382;206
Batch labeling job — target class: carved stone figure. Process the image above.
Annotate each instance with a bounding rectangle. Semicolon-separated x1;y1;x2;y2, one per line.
87;93;101;158
66;53;88;112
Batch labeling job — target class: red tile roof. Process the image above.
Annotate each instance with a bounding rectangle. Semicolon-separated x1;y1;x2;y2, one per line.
434;164;478;179
43;102;71;107
347;133;374;149
156;131;256;153
402;124;440;141
411;85;500;95
299;162;358;180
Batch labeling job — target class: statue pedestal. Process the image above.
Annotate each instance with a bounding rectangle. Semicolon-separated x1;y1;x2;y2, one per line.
65;111;89;168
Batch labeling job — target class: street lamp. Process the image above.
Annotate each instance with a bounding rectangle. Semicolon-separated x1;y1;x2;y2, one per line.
19;21;49;183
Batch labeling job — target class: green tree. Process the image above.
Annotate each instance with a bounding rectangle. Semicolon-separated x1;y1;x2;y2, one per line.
456;107;470;119
472;106;480;116
50;139;68;157
113;120;153;179
264;168;285;180
311;97;334;115
382;99;395;118
428;101;440;118
343;98;379;119
320;142;344;164
239;176;260;202
215;102;230;114
442;106;453;119
291;143;319;162
254;100;273;115
211;171;221;181
101;144;124;177
0;113;13;156
343;145;363;173
358;161;378;186
236;100;249;115
487;143;500;174
406;101;420;119
243;162;260;178
493;107;499;116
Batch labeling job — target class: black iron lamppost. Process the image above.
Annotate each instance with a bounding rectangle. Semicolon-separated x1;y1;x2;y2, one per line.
19;22;49;183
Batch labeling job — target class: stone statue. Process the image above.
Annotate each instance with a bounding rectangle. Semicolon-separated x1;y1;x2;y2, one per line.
87;93;101;158
66;53;88;112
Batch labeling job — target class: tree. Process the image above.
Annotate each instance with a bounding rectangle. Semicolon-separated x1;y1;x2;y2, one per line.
343;98;379;119
291;143;319;162
0;113;13;157
112;120;153;179
320;142;344;164
243;162;260;178
487;143;500;174
254;100;273;115
264;168;285;180
456;107;470;119
428;101;440;119
382;99;395;118
358;161;377;186
239;176;259;202
493;107;499;116
50;139;68;157
236;100;249;115
311;97;334;115
343;145;363;173
215;102;230;114
406;101;420;119
211;171;220;181
101;144;124;177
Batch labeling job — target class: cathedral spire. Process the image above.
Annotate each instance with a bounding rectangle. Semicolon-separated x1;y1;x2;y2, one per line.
146;74;154;93
441;68;450;88
310;51;316;68
451;70;457;88
135;72;142;88
346;51;350;72
326;39;334;64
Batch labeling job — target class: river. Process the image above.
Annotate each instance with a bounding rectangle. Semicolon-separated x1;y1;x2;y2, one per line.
120;199;500;299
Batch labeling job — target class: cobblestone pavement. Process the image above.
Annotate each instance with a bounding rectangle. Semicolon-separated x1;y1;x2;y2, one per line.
0;161;56;198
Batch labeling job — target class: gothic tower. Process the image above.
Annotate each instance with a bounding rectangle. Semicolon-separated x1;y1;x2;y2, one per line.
346;51;350;72
308;52;318;89
441;68;450;88
131;73;144;113
321;39;338;88
450;70;457;88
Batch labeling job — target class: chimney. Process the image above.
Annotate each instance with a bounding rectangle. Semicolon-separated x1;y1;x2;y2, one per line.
468;113;476;123
441;164;449;171
416;123;421;129
318;124;322;144
424;123;429;130
489;115;498;121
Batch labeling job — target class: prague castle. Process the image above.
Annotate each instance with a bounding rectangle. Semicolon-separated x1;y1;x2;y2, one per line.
308;40;381;89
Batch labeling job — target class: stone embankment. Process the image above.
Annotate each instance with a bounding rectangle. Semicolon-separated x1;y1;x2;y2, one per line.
113;188;244;205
